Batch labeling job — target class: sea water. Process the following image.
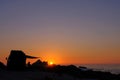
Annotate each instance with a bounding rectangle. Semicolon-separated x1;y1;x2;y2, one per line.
77;64;120;74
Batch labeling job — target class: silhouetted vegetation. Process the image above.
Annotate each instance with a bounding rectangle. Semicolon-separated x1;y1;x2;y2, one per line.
0;61;6;70
7;50;38;70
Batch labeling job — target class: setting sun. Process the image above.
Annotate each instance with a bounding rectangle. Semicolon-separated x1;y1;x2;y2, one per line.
49;61;54;65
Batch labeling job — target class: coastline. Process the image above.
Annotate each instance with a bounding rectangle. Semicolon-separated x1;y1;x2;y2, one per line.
76;64;120;74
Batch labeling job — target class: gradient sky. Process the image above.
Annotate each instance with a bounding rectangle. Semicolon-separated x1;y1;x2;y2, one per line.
0;0;120;65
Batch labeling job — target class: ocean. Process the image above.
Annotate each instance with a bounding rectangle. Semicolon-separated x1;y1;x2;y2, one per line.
77;64;120;74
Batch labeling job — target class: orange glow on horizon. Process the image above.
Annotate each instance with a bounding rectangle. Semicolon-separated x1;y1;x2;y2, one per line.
1;49;120;65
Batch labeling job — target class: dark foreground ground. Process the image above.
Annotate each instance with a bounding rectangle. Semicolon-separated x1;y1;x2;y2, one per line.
0;70;98;80
0;65;120;80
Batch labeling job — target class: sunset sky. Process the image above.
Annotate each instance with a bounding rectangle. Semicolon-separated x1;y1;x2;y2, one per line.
0;0;120;65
